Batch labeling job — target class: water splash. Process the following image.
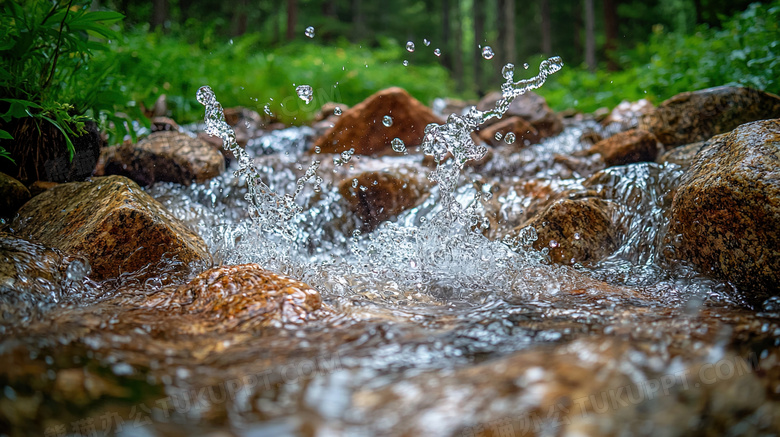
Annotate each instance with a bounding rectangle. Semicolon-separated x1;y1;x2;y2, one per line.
296;85;314;104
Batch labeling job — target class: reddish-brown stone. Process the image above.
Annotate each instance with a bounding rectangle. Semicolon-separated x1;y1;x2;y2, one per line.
313;87;443;156
588;128;661;167
477;90;563;138
477;116;541;147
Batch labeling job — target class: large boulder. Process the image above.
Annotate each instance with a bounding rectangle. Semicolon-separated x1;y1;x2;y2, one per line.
99;131;225;186
162;264;323;331
10;175;210;281
313;87;443;156
338;166;431;232
640;86;780;148
586;128;662;167
0;172;30;218
477;90;564;139
668;119;780;305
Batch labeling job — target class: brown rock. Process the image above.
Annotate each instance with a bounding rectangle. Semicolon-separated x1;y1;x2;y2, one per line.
313;87;444;156
640;86;780;147
477;116;541;147
587;129;661;167
656;141;705;168
514;197;620;266
27;180;58;197
477;90;564;138
314;102;349;122
10;175;210;281
101;131;225;186
164;264;322;331
338;167;431;231
149;116;179;132
668;119;780;305
0;172;30;217
601;99;654;133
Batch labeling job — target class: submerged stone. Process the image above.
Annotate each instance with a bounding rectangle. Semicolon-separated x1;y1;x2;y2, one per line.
338;166;431;232
313;87;444;156
167;264;322;330
656;141;705;169
10;175;210;281
515;197;621;266
99;131;225;186
668;119;780;305
640;86;780;147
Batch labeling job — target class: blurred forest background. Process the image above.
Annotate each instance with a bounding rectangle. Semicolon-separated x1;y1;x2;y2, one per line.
4;0;780;131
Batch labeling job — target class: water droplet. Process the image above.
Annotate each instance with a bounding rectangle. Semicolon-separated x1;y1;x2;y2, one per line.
574;232;581;240
549;240;559;248
406;41;415;52
352;178;358;188
382;115;393;127
305;26;315;38
494;132;503;141
502;63;515;80
333;107;342;115
482;46;494;59
504;132;516;144
314;146;321;153
391;138;406;154
434;48;442;57
263;104;272;116
296;85;313;104
403;60;409;67
424;38;431;46
523;62;530;70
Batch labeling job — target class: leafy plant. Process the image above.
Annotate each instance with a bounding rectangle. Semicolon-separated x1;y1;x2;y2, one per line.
0;0;145;163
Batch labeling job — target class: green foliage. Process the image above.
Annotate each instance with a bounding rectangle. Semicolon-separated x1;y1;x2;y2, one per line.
0;0;144;161
96;28;456;125
542;1;780;112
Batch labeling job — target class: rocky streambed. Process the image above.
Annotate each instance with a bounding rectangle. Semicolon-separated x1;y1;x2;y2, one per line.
1;85;780;436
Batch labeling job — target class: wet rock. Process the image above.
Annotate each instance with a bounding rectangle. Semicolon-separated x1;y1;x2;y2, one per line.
27;180;58;197
477;90;564;138
640;86;780;147
338;166;431;231
657;141;705;168
586;129;662;167
513;197;621;266
432;97;470;119
166;264;322;330
0;233;90;303
313;87;444;156
149;116;179;132
477;116;541;147
10;175;210;281
0;172;30;217
100;131;225;186
314;102;349;122
668;119;780;305
601;99;654;134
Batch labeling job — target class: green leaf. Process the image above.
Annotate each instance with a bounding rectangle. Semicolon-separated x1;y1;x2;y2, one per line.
0;129;13;139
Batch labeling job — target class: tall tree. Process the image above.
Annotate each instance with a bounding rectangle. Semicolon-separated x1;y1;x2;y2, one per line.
150;0;168;30
286;0;298;41
352;0;365;41
603;0;619;70
584;0;596;71
540;0;552;55
442;0;452;70
473;0;485;94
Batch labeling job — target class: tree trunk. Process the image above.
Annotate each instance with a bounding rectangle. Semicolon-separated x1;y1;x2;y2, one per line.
540;0;551;55
584;0;596;72
322;0;336;17
234;0;248;37
352;0;365;41
286;0;298;41
442;0;452;70
453;1;464;92
572;0;582;64
473;0;485;95
150;0;168;30
693;0;703;24
504;0;515;63
603;0;619;71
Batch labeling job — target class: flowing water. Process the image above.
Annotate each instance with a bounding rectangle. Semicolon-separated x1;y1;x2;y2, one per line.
1;57;779;437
